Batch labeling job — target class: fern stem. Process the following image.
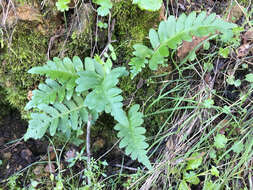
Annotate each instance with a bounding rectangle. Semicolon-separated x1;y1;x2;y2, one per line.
86;114;92;186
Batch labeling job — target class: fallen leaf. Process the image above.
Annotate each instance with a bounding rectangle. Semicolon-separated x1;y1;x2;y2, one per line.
3;152;12;159
177;36;209;60
93;138;105;150
27;90;33;101
237;43;252;57
47;146;56;161
44;163;55;174
6;4;43;26
242;29;253;43
64;149;76;161
21;148;33;163
226;4;243;23
33;165;44;176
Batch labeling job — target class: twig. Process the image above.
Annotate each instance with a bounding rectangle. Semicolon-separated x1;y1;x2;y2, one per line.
86;114;92;186
112;164;138;171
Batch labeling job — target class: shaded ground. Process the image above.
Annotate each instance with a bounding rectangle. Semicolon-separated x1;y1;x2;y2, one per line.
0;108;48;182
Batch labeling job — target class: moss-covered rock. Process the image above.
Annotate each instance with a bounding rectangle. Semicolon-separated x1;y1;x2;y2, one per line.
0;22;49;118
0;2;94;119
112;0;160;63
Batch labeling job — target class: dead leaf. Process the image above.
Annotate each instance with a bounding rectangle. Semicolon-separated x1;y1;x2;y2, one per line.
93;138;105;150
64;149;76;161
21;148;33;163
242;29;253;43
27;90;33;101
44;163;55;174
3;152;12;159
159;3;166;21
237;43;252;57
6;4;43;26
177;36;208;60
33;165;44;176
48;146;56;161
226;4;243;23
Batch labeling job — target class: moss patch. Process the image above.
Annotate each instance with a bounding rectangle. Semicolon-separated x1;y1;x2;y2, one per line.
112;0;160;63
0;22;49;118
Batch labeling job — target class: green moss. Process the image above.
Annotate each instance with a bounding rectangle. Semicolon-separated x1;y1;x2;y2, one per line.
0;22;49;118
65;32;91;59
112;0;160;63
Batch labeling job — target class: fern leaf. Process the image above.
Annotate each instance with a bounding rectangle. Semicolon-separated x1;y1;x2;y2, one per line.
25;79;66;110
129;11;237;77
28;56;84;100
76;57;129;124
114;104;152;169
24;94;88;140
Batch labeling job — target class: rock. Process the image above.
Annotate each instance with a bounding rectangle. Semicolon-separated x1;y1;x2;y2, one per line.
4;4;43;27
72;3;94;35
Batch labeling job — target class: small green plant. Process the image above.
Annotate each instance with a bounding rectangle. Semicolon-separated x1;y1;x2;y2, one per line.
93;0;113;16
129;11;236;78
24;46;151;169
132;0;162;11
56;0;70;12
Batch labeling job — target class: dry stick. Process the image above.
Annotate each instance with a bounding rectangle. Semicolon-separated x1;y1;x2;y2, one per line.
86;114;92;186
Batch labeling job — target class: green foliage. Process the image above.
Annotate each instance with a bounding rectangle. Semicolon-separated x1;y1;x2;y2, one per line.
245;73;253;83
132;0;162;11
129;11;237;78
186;152;203;170
24;52;151;168
214;134;228;149
183;171;200;185
24;94;89;140
114;104;152;169
56;0;71;12
93;0;113;16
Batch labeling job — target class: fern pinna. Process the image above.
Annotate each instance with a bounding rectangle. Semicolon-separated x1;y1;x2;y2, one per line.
129;11;237;78
24;54;152;169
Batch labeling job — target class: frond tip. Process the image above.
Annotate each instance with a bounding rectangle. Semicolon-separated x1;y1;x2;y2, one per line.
114;104;152;170
129;11;237;78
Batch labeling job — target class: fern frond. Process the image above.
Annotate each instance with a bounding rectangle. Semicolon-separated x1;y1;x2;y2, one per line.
25;79;66;110
114;104;152;169
24;94;88;140
129;11;237;78
28;56;84;100
76;57;129;124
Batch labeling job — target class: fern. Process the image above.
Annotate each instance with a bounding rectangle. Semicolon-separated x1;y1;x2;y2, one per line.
76;56;129;124
24;51;151;168
114;104;152;169
129;11;237;78
28;56;83;100
24;94;89;140
25;79;66;110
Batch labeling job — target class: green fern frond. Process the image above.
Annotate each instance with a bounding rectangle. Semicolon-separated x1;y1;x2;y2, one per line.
129;11;237;78
24;94;88;140
28;56;84;100
114;104;152;169
25;79;66;110
76;57;129;124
